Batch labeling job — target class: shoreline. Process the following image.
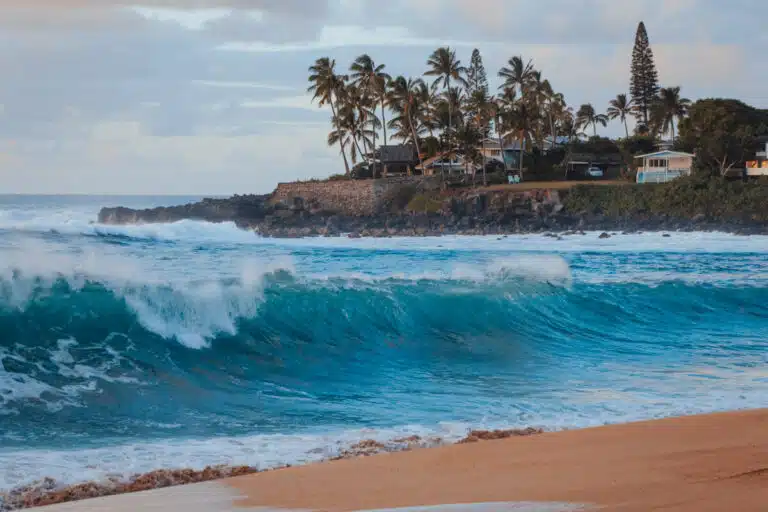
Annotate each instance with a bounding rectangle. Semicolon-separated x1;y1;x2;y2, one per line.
5;411;768;510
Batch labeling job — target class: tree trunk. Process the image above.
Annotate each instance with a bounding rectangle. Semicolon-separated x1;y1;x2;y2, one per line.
549;112;556;150
408;113;424;174
593;123;597;138
329;95;350;175
671;118;676;141
482;131;487;186
380;98;388;147
518;129;525;180
353;136;365;166
497;116;506;173
623;117;629;138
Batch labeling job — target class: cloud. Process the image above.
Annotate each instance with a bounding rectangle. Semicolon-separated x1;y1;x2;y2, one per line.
0;0;764;194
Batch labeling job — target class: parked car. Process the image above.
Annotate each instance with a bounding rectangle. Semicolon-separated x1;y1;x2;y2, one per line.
585;166;604;178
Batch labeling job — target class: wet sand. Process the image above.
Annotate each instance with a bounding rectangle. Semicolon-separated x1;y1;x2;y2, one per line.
226;410;768;512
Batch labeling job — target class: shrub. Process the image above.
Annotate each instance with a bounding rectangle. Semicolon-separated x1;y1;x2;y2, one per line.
406;193;443;214
563;176;768;221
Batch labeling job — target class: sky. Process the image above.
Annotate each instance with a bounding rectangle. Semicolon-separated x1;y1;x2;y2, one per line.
0;0;765;195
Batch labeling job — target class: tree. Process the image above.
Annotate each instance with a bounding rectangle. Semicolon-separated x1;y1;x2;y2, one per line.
466;88;495;185
607;93;634;138
679;99;767;176
339;83;378;161
424;47;467;148
388;76;427;171
466;49;489;96
494;88;516;171
308;57;351;174
498;56;537;175
328;106;364;165
350;54;391;148
630;21;660;126
576;103;608;137
498;56;535;96
653;86;691;140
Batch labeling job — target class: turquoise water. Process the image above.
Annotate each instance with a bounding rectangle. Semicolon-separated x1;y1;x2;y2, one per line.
0;195;767;490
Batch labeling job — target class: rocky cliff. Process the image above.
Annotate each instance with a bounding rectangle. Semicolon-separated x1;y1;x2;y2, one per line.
98;179;768;237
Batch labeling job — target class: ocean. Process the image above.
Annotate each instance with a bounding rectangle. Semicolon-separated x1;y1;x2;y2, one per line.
0;194;767;492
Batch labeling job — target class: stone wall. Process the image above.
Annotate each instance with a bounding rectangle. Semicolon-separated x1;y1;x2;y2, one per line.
271;177;439;216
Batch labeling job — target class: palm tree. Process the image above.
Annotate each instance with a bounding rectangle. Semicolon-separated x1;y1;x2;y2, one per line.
388;76;426;171
328;107;359;165
308;57;350;174
606;94;634;138
414;81;438;138
494;87;517;172
424;47;467;148
654;86;691;140
434;86;465;146
576;103;609;137
467;88;495;185
509;98;539;178
350;54;391;148
340;83;378;162
498;56;535;96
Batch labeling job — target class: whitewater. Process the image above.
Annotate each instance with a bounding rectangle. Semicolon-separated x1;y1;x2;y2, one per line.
0;195;767;492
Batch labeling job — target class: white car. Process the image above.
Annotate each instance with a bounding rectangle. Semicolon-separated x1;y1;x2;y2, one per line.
586;166;604;178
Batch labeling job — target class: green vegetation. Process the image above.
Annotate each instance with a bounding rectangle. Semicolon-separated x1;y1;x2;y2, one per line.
307;21;764;185
678;99;768;176
406;193;443;214
630;21;660;128
564;176;768;221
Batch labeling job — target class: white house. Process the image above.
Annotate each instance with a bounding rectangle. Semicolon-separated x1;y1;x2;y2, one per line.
477;139;523;169
635;150;695;184
746;141;768;177
416;153;477;176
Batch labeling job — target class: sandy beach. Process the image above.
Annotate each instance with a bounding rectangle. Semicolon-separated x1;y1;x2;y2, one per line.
23;409;768;510
224;409;768;512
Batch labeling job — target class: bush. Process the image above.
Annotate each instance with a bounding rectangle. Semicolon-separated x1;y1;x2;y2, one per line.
383;184;418;212
406;193;443;214
563;176;768;221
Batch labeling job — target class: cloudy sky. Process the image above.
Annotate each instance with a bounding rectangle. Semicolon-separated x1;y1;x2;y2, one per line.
0;0;765;194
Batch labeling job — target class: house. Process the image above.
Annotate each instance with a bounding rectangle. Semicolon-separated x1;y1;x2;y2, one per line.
377;144;419;176
477;139;523;170
416;152;477;176
745;140;768;177
635;150;695;184
543;135;570;150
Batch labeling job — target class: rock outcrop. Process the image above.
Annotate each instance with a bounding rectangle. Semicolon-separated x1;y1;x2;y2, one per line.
97;182;768;238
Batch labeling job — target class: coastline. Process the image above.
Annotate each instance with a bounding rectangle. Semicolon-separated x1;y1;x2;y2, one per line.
95;181;768;238
6;410;768;510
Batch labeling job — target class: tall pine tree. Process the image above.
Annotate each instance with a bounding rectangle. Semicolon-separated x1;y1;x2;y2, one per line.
630;21;660;127
466;49;489;95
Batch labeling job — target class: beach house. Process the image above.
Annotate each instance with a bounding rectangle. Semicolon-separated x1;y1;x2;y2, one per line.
416;152;477;176
635;150;695;184
745;140;768;177
477;139;523;170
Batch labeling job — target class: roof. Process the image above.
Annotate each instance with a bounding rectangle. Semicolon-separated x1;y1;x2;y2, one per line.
635;150;695;159
481;139;523;151
378;145;418;163
416;152;451;170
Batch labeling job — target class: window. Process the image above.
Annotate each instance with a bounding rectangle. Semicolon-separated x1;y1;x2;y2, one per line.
647;158;668;168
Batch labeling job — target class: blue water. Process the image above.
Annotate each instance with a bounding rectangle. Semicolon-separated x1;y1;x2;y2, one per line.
0;195;767;490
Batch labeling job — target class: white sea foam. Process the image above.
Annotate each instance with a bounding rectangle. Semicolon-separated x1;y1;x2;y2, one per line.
255;231;768;254
0;240;295;349
1;379;766;492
